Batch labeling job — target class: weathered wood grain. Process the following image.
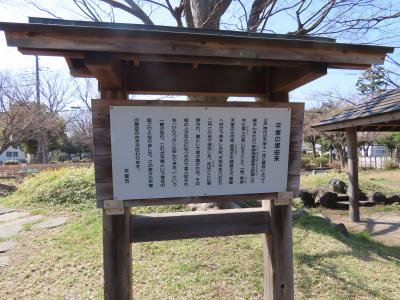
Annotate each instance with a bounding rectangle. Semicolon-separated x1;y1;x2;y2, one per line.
346;128;360;222
130;208;271;243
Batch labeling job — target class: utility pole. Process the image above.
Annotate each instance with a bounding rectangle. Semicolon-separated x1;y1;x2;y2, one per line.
35;55;40;106
35;55;46;164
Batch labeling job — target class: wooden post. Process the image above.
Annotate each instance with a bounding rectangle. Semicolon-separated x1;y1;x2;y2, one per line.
262;200;294;300
100;86;132;299
262;89;295;300
346;127;360;222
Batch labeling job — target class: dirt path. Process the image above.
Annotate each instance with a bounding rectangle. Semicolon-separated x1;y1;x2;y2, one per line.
322;209;400;246
0;206;67;269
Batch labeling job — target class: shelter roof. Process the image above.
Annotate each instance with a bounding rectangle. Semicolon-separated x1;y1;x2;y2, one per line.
313;89;400;132
0;17;393;69
0;18;394;96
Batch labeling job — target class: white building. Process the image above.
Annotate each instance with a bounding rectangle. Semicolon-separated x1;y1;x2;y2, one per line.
361;144;388;157
0;146;26;164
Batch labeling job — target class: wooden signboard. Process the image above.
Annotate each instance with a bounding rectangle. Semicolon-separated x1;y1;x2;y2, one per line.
92;100;304;208
91;99;304;299
110;105;291;200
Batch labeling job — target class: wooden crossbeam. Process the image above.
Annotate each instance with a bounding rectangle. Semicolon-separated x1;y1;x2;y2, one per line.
271;64;327;93
85;53;123;89
130;208;270;243
126;62;267;96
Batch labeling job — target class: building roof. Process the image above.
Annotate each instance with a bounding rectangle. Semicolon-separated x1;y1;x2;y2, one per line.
313;89;400;132
0;17;393;69
0;18;394;96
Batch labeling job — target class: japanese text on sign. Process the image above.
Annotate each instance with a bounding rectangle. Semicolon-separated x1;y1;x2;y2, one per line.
110;106;291;200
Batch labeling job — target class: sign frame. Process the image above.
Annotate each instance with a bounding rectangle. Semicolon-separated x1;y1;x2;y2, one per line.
92;99;304;208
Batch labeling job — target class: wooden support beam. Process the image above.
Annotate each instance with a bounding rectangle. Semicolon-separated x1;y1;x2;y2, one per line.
263;200;294;300
100;88;132;300
130;208;271;243
262;91;296;300
271;64;327;93
65;58;91;77
346;127;360;222
127;62;267;96
103;208;132;299
85;53;124;90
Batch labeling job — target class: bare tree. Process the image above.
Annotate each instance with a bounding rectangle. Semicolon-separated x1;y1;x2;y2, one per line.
73;78;99;111
40;72;75;114
303;108;322;159
21;0;400;39
0;72;65;159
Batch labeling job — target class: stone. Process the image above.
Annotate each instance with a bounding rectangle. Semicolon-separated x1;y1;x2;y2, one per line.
298;189;315;208
32;217;68;230
0;211;29;222
328;179;347;194
386;195;400;204
314;213;331;223
0;256;9;268
337;194;349;202
0;183;16;191
359;189;368;201
335;223;349;236
368;192;387;205
315;191;338;209
292;209;307;220
0;208;16;215
0;240;17;253
0;215;43;239
187;203;219;211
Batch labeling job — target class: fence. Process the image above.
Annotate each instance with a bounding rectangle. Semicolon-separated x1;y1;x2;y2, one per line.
359;156;399;169
0;162;92;178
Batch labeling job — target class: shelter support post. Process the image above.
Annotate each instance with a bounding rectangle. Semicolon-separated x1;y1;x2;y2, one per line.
262;199;294;300
100;86;132;299
346;127;360;222
262;91;295;300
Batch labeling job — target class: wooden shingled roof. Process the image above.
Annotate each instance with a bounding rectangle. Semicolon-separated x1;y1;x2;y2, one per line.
313;89;400;132
0;18;394;96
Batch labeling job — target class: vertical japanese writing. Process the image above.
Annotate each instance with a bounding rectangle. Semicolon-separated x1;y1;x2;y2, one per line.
261;118;268;183
207;118;213;185
159;120;165;187
228;118;235;184
183;118;189;186
195;118;201;186
274;122;281;162
146;117;153;188
240;118;247;184
250;118;257;183
123;168;130;184
217;118;224;185
133;118;141;170
171;118;178;187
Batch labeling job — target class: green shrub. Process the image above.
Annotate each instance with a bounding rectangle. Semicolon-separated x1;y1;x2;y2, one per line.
384;159;398;170
7;167;96;206
4;160;19;165
315;156;329;167
301;157;311;168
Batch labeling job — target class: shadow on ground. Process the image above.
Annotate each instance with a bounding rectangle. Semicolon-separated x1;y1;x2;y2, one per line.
293;214;400;299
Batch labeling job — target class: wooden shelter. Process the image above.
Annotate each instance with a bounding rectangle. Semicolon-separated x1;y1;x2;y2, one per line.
313;89;400;222
0;17;393;300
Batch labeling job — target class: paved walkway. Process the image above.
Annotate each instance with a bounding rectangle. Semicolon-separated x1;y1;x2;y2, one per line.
323;210;400;246
0;206;67;268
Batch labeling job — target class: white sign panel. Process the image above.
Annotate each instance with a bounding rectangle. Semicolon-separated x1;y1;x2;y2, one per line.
110;106;291;200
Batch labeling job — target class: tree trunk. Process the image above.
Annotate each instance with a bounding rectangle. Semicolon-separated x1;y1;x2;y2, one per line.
311;140;317;159
189;0;230;209
335;146;347;170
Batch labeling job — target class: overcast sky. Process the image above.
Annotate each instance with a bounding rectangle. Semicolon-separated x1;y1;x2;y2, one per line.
0;1;398;107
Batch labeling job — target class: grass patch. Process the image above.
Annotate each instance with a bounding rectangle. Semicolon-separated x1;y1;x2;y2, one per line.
301;169;400;194
0;167;96;210
0;167;399;298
